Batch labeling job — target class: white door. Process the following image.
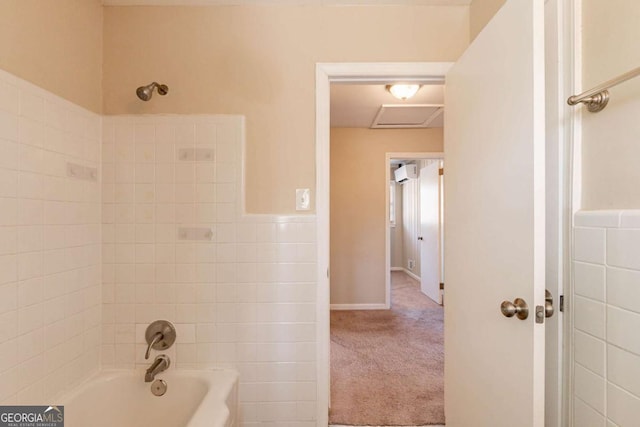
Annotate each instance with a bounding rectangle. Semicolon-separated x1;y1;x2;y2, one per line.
419;162;441;304
444;0;545;425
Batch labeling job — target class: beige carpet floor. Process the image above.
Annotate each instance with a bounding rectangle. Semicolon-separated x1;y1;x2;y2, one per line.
330;271;444;426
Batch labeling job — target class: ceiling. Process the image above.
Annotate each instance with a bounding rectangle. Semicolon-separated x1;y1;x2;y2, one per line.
103;0;471;5
330;83;445;129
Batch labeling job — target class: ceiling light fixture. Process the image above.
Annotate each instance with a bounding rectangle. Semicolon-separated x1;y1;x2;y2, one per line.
386;84;422;100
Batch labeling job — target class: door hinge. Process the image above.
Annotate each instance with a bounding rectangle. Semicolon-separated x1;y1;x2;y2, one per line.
439;282;445;290
439;168;444;176
559;295;564;312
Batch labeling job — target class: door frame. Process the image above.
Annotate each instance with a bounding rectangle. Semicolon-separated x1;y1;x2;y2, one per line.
386;153;444;308
543;0;579;425
315;62;452;425
315;49;574;423
561;0;580;425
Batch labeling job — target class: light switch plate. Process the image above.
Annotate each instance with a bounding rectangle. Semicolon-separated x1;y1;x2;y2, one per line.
296;188;310;211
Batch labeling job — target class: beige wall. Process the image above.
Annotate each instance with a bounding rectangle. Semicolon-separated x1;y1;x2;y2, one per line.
330;128;443;305
103;5;469;214
469;0;506;41
0;0;103;113
581;0;640;209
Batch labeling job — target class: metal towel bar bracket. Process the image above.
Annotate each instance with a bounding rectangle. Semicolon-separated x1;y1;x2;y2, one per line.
568;66;640;113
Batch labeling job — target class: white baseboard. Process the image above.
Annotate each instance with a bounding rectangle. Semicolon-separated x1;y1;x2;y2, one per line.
390;266;421;281
330;303;388;310
402;268;421;282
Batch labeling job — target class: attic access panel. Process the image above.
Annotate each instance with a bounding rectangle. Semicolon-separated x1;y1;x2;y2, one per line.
370;104;444;129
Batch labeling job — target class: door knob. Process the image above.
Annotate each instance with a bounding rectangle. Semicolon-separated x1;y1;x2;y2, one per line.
418;236;424;241
545;289;554;318
501;298;529;320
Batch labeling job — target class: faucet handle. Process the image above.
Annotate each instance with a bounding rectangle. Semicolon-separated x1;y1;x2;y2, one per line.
145;332;163;360
144;320;176;359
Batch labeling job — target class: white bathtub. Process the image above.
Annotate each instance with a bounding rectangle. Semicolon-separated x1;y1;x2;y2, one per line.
58;369;238;427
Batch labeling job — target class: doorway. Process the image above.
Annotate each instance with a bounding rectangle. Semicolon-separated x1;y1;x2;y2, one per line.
316;33;567;423
388;156;445;307
316;63;450;426
329;148;445;425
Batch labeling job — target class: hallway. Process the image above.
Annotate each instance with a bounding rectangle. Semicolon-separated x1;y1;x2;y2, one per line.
330;271;444;426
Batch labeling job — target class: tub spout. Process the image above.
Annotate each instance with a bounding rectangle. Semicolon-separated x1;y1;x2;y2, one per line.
145;354;170;383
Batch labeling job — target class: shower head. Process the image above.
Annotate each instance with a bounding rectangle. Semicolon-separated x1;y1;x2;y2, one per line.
136;82;168;101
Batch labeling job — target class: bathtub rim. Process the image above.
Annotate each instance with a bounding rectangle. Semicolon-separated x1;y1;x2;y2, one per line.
55;368;239;427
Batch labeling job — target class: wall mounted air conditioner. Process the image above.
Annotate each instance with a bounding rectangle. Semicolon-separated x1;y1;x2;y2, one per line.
394;164;417;183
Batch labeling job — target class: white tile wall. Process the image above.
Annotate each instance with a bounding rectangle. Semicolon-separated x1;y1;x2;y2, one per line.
0;69;102;404
103;116;317;426
0;67;318;424
573;210;640;427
